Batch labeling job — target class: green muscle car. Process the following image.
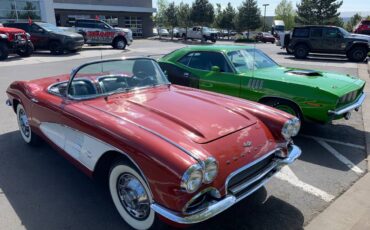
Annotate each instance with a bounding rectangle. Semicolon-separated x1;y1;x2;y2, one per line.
158;45;366;123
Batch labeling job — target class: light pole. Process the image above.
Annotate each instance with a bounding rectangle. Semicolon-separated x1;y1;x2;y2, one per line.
263;4;269;32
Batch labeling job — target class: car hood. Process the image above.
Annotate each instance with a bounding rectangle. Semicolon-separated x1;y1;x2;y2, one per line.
83;85;257;144
252;66;364;95
347;33;370;42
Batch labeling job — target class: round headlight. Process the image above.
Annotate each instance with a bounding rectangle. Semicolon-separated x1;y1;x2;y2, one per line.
181;164;203;193
203;157;218;184
281;118;301;140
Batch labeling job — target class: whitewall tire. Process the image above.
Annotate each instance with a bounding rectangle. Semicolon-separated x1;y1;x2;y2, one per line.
16;103;41;146
109;163;155;230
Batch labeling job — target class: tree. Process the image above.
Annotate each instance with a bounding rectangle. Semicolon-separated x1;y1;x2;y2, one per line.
237;0;261;38
345;13;362;32
190;0;215;42
190;0;214;26
217;3;237;39
296;0;343;26
213;3;222;28
275;0;296;30
164;2;178;40
177;2;192;39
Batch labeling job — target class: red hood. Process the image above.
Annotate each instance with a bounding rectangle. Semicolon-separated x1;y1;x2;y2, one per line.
83;85;257;144
0;27;26;34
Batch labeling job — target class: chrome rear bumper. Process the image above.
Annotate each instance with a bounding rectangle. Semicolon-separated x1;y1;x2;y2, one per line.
151;145;301;224
328;93;366;116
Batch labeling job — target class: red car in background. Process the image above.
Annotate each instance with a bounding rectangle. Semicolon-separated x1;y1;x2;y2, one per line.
255;32;276;43
6;58;301;229
0;23;33;60
354;19;370;35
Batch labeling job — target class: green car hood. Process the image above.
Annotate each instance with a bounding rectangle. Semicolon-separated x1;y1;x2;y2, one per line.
250;67;364;96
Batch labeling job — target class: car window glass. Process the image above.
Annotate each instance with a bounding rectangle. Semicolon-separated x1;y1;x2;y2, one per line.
310;28;323;37
324;28;339;38
30;24;42;33
227;49;277;72
178;52;194;66
187;52;232;73
293;28;309;37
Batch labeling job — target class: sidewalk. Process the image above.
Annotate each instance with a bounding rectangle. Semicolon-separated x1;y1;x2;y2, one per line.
305;62;370;230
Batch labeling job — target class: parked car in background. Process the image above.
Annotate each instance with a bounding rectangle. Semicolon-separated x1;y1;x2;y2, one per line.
6;57;301;230
171;27;186;38
354;19;370;35
153;27;169;37
287;25;370;62
4;22;83;55
255;32;276;43
183;26;217;43
159;45;366;123
69;19;132;49
0;24;33;60
272;20;285;38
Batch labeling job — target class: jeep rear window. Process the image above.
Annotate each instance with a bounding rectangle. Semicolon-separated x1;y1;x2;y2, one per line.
293;28;309;37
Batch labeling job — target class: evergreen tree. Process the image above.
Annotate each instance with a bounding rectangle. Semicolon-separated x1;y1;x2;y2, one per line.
237;0;261;38
217;3;237;39
275;0;296;30
153;0;168;38
190;0;215;26
296;0;343;26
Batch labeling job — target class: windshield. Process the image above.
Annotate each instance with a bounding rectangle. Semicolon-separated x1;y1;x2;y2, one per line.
36;22;65;33
68;59;170;99
338;27;350;36
227;49;278;72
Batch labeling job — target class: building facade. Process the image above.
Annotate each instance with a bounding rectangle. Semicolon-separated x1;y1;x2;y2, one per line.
0;0;155;37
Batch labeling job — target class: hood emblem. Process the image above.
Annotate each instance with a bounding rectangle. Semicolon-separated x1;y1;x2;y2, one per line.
243;141;252;147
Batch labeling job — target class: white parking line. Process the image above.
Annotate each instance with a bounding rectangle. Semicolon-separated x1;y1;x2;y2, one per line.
275;166;335;202
315;139;365;175
301;135;365;150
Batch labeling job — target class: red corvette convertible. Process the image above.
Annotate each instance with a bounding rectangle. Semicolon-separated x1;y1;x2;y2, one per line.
6;58;301;229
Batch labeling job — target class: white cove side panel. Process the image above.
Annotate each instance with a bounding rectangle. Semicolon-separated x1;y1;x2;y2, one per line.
39;122;114;171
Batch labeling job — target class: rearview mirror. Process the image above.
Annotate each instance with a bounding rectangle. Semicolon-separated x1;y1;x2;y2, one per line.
211;66;221;72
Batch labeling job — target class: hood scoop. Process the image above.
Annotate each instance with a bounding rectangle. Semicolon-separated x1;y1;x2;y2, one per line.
286;70;322;77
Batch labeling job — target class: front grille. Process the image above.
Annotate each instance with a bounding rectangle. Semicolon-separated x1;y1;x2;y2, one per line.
227;152;277;198
338;89;362;107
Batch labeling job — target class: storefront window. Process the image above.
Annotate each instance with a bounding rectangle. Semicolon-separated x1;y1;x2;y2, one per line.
125;16;143;37
0;0;41;21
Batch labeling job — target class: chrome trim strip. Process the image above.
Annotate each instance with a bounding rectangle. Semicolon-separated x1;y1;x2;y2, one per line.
151;145;301;224
329;93;366;115
229;161;277;194
225;148;279;194
87;105;201;162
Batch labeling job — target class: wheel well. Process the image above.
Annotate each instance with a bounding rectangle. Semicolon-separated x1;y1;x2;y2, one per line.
93;150;138;185
258;97;303;116
348;43;368;51
113;36;127;45
12;99;20;113
294;42;310;50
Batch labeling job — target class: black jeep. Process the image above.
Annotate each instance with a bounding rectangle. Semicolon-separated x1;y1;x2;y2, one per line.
287;25;370;62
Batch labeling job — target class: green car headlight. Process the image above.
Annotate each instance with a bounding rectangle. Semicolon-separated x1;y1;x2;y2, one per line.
282;118;301;140
181;164;203;193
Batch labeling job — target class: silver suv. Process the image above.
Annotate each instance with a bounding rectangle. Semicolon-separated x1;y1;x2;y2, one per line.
73;19;133;49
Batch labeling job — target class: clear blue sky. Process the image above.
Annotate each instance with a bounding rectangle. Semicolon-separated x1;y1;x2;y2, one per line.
153;0;370;17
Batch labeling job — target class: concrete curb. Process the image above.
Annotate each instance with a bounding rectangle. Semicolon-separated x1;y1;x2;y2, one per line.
305;63;370;230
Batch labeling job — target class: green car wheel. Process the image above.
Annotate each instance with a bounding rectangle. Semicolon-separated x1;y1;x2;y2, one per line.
263;99;302;120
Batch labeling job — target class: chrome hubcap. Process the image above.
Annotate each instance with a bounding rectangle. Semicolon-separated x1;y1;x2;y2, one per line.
18;109;30;138
116;173;150;220
117;41;125;49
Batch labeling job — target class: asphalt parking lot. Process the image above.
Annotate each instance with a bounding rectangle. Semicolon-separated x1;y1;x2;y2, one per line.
0;39;368;230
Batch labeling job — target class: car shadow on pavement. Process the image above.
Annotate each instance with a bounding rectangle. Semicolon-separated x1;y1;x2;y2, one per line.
0;131;304;230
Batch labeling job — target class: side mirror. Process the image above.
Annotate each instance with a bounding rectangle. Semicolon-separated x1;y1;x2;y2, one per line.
211;66;221;72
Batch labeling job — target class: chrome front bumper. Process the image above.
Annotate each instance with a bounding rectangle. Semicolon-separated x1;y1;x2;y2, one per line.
151;145;301;224
328;93;366;116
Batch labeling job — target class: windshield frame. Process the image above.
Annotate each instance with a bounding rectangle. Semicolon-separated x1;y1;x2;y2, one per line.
66;57;171;101
338;27;350;36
